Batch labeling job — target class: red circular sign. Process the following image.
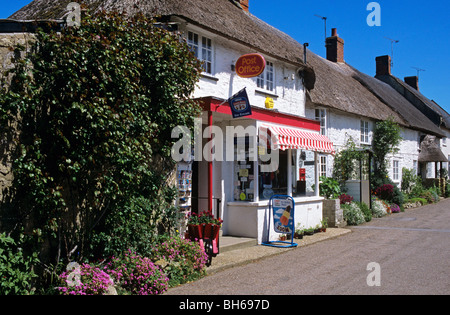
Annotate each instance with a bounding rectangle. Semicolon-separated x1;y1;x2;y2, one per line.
235;53;266;78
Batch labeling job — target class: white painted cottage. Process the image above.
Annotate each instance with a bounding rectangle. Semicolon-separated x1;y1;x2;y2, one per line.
303;28;449;192
7;0;449;245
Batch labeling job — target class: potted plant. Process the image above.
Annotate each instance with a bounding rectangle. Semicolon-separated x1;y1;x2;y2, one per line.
294;223;304;239
304;227;315;236
314;224;321;234
320;218;329;232
186;211;223;241
279;234;287;241
294;229;304;239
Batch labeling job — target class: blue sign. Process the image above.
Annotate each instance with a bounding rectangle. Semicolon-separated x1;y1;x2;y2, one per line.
262;195;297;248
229;88;252;119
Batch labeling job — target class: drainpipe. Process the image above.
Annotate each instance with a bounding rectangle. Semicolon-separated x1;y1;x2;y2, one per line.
315;152;320;197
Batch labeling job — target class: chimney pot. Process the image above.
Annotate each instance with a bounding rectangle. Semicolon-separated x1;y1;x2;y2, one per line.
240;0;249;12
331;28;337;37
326;28;344;63
375;55;391;76
405;76;419;91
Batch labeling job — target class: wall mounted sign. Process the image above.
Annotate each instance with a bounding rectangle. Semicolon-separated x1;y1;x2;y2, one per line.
265;97;274;109
228;88;252;118
235;53;266;78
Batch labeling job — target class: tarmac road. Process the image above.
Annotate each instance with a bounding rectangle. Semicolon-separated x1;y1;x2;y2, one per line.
167;199;450;295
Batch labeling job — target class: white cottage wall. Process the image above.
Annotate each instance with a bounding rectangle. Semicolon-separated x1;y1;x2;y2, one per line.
306;106;422;185
184;28;306;116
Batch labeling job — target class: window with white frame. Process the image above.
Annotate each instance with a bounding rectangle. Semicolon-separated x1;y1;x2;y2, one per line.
413;160;418;176
393;160;399;181
257;61;274;92
187;31;213;75
360;120;370;144
315;109;327;136
320;155;327;178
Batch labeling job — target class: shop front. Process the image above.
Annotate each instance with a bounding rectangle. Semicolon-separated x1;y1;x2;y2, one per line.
180;96;335;245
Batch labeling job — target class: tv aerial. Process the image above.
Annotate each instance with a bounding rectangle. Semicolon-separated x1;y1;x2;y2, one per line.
384;37;399;69
315;14;327;46
411;66;426;79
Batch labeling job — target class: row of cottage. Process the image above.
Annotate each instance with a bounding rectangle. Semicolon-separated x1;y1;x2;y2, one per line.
2;0;449;244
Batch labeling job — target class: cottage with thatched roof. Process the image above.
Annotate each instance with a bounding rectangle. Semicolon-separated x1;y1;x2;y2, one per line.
5;0;448;243
302;27;449;192
5;0;341;245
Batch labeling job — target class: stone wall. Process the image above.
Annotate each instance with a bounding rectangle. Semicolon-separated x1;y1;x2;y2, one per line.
0;32;35;202
322;198;346;228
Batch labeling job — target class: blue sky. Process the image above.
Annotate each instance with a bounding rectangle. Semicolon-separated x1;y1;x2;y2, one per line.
1;0;449;113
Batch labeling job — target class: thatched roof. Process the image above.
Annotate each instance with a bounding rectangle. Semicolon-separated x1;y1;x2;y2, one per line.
10;0;445;137
306;52;444;137
418;135;447;162
9;0;308;70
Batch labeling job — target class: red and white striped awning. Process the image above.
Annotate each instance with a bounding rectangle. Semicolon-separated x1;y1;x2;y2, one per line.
260;125;335;154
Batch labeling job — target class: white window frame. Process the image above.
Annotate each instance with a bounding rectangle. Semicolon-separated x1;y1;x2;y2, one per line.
393;160;400;181
187;31;213;75
257;61;274;92
315;109;327;136
413;160;418;176
320;155;327;178
360;120;370;145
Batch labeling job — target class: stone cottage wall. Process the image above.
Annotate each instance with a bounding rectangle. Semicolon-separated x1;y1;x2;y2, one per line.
0;32;35;203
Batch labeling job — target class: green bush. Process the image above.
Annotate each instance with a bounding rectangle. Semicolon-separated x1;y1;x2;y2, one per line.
342;203;365;226
356;202;372;222
319;177;341;199
0;10;202;266
105;250;169;295
406;197;428;205
89;194;180;259
151;235;208;287
0;233;39;295
372;198;388;218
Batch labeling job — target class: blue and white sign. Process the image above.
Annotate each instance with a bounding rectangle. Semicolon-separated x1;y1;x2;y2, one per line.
228;88;252;119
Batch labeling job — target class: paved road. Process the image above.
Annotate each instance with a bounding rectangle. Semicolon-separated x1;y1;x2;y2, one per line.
167;199;450;295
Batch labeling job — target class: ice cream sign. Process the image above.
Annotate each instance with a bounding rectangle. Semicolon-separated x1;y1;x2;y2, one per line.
262;195;297;248
235;53;266;78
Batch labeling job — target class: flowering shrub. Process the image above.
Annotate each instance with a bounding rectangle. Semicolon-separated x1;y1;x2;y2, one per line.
342;202;365;226
374;184;394;201
391;203;401;213
152;236;208;287
105;251;169;295
339;194;354;205
372;198;388;218
187;211;223;226
58;263;113;295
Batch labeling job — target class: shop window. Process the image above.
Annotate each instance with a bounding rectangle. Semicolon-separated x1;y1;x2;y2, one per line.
233;137;255;202
259;150;288;199
259;149;315;200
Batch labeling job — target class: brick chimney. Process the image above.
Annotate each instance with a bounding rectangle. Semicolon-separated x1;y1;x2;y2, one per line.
404;76;419;91
240;0;249;12
326;28;344;63
375;55;391;76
